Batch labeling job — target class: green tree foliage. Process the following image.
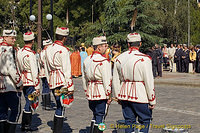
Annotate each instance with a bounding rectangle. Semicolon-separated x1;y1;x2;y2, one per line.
191;1;200;45
1;0;200;50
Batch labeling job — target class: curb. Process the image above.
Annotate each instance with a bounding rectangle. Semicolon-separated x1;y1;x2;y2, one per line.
154;81;200;87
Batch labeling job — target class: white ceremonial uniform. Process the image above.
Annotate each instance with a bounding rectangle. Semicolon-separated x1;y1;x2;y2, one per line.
82;51;112;100
113;47;156;105
0;42;22;92
17;46;40;89
45;40;74;91
39;49;47;78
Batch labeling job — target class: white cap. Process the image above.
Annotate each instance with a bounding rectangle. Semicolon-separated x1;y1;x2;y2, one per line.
2;30;17;37
55;27;69;36
0;37;3;43
183;44;187;47
43;39;52;46
23;32;35;41
92;36;107;46
127;32;141;42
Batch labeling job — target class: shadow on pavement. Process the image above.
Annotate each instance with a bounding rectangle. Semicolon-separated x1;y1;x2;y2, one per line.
32;113;42;129
79;126;90;133
47;117;73;133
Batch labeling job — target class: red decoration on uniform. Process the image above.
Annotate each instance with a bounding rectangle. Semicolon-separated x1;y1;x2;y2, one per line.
60;27;68;30
149;88;156;101
130;33;138;35
25;32;32;35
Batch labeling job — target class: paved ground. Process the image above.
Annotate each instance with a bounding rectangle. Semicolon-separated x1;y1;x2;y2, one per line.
15;71;200;133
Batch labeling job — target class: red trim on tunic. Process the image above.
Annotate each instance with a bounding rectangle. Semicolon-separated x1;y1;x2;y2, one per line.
54;40;64;46
22;45;35;54
149;88;156;102
91;51;102;58
53;41;69;51
134;54;152;60
129;47;139;54
1;42;12;46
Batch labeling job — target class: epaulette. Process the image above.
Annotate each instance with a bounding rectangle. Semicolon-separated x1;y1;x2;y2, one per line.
63;46;70;51
93;58;110;63
22;48;36;54
135;54;152;60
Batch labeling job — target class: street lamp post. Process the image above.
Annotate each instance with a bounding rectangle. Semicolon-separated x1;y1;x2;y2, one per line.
29;0;53;48
30;0;32;16
37;0;42;48
50;0;54;40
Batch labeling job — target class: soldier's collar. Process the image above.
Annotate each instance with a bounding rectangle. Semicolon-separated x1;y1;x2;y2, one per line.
1;42;12;46
54;40;64;46
129;46;139;54
24;45;32;49
90;51;103;58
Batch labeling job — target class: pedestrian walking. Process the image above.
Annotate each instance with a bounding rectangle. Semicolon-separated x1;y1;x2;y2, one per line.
45;27;74;133
182;44;190;73
174;44;182;72
39;39;52;110
162;44;168;69
70;46;82;77
155;44;163;77
189;46;197;73
80;47;88;73
168;44;176;72
82;36;112;133
86;44;94;56
17;32;40;131
0;29;23;133
112;32;156;133
196;45;200;73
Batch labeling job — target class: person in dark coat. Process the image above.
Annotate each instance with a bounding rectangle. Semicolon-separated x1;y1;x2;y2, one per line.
155;44;163;77
174;44;182;72
181;44;190;73
146;46;157;78
196;45;200;73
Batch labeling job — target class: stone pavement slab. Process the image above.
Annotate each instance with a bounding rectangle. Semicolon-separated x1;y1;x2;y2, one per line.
154;71;200;87
15;72;200;133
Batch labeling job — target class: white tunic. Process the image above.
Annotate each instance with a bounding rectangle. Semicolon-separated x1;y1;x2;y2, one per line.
112;47;156;105
17;45;40;90
45;41;74;91
82;51;112;100
39;48;47;78
0;42;23;92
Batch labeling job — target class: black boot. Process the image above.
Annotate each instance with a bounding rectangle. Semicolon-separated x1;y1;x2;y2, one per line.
7;122;17;133
21;111;37;131
53;116;64;133
0;121;6;133
42;94;52;110
90;120;95;133
93;124;103;133
46;93;51;108
42;95;46;110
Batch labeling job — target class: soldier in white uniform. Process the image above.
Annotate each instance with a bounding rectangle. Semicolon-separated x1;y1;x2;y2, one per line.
82;36;112;133
39;39;52;110
0;37;3;44
112;33;156;133
0;29;23;133
45;27;74;133
17;32;40;131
